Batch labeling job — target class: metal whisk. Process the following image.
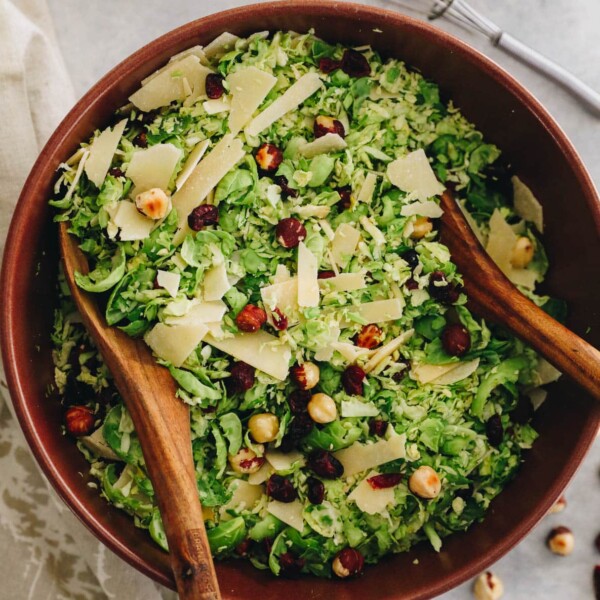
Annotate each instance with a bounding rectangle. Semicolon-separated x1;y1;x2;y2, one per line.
394;0;600;115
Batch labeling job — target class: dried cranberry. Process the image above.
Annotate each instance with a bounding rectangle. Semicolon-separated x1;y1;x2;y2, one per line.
262;538;273;555
306;476;325;504
134;131;148;147
276;218;306;249
109;167;125;178
235;538;251;556
188;204;219;231
486;414;504;447
402;249;420;270
308;450;344;479
341;49;371;77
228;361;255;393
342;365;366;396
274;175;298;198
319;57;342;74
318;270;336;279
267;474;297;503
441;324;471;357
271;307;288;331
235;304;267;333
369;418;387;437
255;143;283;172
314;115;346;139
428;271;460;304
405;278;419;290
205;73;225;99
336;186;352;210
288;412;314;440
367;473;402;489
511;395;534;425
279;552;305;578
288;390;311;414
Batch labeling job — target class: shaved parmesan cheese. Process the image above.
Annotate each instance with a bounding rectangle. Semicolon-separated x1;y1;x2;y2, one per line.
412;358;480;385
292;205;331;219
65;150;89;200
205;331;291;380
203;32;240;59
261;277;298;314
220;480;263;517
175;140;210;190
267;500;304;533
312;322;341;362
129;55;211;111
248;462;272;485
357;172;378;204
486;209;516;277
512;176;543;233
342;298;403;327
126;143;183;197
144;322;208;367
203;262;231;301
334;433;406;477
319;219;335;241
532;357;561;386
330;342;372;363
348;472;396;514
359;216;386;246
172;135;245;237
297;242;319;308
227;67;277;135
400;200;443;218
273;265;291;284
169;45;208;66
84;119;127;187
508;267;537;289
331;223;361;268
245;72;323;137
112;201;154;241
387;149;445;200
341;399;379;417
364;330;414;373
298;133;347;158
81;428;119;460
318;272;366;293
156;270;180;298
411;363;457;384
527;387;548;411
265;450;305;472
164;300;227;325
203;96;231;115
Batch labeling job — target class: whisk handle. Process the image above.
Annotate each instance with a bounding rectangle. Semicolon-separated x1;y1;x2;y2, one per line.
497;33;600;116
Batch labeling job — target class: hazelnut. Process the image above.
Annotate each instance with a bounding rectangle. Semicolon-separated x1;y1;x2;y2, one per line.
408;465;442;499
65;405;94;437
342;365;366;396
255;143;283;172
235;304;267;333
228;446;265;474
548;495;567;514
547;526;575;556
291;362;320;390
332;548;364;578
473;571;504;600
275;217;307;249
441;323;471;357
307;393;337;424
510;236;534;269
205;73;225;99
314;115;345;139
410;216;433;239
356;324;384;349
248;413;280;443
135;188;172;220
188;204;219;231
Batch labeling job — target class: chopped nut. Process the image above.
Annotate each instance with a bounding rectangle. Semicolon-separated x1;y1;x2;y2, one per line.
307;393;337;424
356;324;384;349
510;236;534;268
135;188;171;220
409;465;442;499
255;143;283;172
314;115;345;139
473;571;504;600
275;217;307;248
410;216;433;239
548;495;567;514
235;304;267;333
332;548;364;578
291;362;320;390
228;446;265;474
248;413;279;443
547;526;575;556
65;405;94;437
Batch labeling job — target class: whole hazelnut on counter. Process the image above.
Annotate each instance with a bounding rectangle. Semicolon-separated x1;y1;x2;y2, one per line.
332;548;364;578
291;362;320;390
228;446;265;474
65;406;94;437
409;465;442;499
547;526;575;556
472;571;504;600
248;413;280;444
135;188;172;220
307;393;337;424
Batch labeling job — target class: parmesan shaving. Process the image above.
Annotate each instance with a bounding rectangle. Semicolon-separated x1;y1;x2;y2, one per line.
126;143;183;197
175;139;210;190
203;32;240;59
265;450;305;472
400;200;444;218
112;201;154;241
84;119;127;188
364;330;414;373
144;322;208;367
341;298;403;327
359;216;386;246
297;242;319;308
357;172;378;204
512;176;544;233
334;433;406;477
292;205;331;219
156;270;180;298
298;133;347;158
348;471;397;514
387;149;445;200
203;262;231;301
267;500;304;533
331;223;361;268
318;272;366;293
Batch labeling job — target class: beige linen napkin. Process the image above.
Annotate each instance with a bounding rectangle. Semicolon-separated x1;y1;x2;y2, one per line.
0;1;175;598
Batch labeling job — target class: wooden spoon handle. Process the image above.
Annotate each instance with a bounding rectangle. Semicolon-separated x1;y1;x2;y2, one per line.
439;191;600;400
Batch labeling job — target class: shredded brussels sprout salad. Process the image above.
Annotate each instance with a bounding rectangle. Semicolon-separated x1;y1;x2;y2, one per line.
50;30;565;578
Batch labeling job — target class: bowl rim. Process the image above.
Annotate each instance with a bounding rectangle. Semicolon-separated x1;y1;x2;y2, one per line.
1;0;599;596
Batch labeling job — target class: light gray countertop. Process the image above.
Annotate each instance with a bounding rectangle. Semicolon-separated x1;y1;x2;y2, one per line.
47;1;600;598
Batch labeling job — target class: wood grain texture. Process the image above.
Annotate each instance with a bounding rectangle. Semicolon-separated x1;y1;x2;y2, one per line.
58;222;221;600
439;190;600;400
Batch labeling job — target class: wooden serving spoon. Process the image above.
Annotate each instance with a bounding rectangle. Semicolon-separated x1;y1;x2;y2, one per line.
59;223;221;600
439;190;600;400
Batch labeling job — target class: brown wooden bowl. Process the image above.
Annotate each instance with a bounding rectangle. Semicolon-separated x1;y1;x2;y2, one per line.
2;2;599;598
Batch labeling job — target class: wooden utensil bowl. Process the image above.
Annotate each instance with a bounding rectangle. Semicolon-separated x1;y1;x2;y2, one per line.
2;3;600;599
